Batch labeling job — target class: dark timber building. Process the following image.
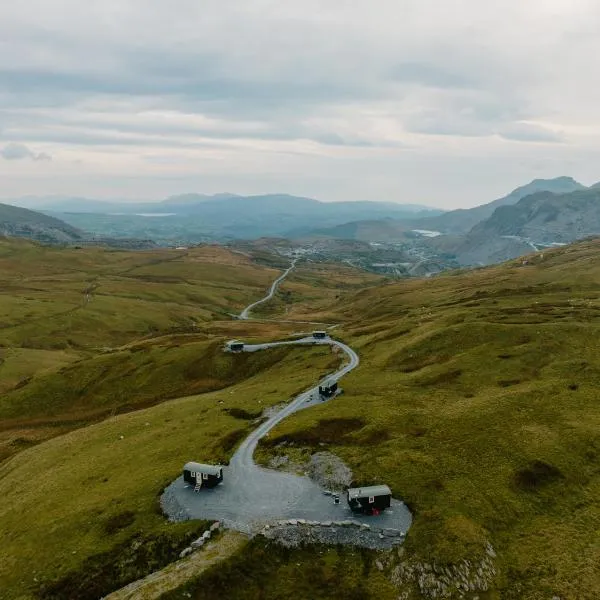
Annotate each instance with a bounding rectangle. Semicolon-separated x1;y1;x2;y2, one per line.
312;330;328;339
183;462;223;489
227;340;244;352
347;484;392;514
318;380;338;398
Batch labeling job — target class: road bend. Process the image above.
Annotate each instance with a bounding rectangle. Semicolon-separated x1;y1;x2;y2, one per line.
238;258;297;320
163;260;412;535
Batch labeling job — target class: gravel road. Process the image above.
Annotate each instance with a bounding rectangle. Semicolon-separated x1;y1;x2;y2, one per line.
162;261;412;544
238;259;297;320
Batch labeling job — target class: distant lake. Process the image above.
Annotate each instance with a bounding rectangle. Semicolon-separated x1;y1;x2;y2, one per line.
136;213;177;217
107;212;177;217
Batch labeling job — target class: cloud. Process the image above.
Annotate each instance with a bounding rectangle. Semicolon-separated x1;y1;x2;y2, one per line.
497;122;565;143
0;1;599;205
0;142;52;161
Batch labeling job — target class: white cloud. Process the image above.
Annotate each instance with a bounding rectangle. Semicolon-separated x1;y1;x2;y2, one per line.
0;0;599;205
0;142;52;161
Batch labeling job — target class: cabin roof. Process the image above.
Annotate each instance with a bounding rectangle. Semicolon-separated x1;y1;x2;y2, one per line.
347;484;391;499
183;462;223;476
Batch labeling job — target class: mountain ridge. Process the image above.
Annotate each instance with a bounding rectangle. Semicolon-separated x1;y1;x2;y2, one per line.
0;202;84;243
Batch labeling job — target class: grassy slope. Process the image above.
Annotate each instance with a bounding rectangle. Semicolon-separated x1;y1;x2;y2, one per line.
3;237;599;599
0;239;313;464
0;345;340;599
254;240;600;599
251;261;383;321
0;239;280;350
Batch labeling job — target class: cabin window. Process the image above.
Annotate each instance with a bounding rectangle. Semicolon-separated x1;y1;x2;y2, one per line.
368;496;375;504
190;471;196;478
202;473;209;480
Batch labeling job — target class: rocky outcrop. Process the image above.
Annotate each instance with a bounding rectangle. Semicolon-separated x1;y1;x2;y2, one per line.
306;451;353;491
160;487;191;523
386;542;498;599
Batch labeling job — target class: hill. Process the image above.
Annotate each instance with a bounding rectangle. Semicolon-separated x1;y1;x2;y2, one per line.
0;238;377;465
411;176;586;235
0;202;83;243
300;178;586;244
1;238;599;599
249;239;600;599
444;187;600;265
299;178;596;270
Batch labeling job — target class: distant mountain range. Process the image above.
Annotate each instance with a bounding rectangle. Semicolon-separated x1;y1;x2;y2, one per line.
2;180;598;270
4;194;441;242
301;177;600;267
0;202;159;248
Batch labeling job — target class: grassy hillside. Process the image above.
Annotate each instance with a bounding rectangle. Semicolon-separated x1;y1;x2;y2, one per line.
0;344;340;599
0;239;379;467
0;239;300;464
253;239;600;599
3;236;599;599
250;261;383;321
0;239;285;350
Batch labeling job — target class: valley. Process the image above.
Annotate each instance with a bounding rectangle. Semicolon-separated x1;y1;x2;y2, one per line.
0;237;599;599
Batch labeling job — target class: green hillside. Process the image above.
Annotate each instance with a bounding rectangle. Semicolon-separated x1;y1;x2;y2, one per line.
1;237;599;599
0;345;339;599
254;239;600;599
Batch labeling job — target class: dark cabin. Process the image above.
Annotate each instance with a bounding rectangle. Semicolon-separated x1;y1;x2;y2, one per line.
183;462;223;489
347;484;392;514
318;380;338;398
227;340;244;352
312;330;328;339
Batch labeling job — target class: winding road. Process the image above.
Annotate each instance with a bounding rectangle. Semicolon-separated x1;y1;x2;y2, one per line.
238;258;297;320
163;260;412;536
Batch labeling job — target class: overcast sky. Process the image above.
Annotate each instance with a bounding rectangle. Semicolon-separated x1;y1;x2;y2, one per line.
1;0;599;208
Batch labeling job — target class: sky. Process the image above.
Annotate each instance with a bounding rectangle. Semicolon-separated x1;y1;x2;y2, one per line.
1;0;600;208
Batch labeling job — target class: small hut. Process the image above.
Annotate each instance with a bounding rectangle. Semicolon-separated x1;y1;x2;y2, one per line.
347;484;392;514
318;380;338;398
227;340;244;352
183;462;223;489
312;330;328;339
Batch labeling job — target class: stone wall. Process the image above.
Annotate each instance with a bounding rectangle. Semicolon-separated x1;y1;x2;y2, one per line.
259;519;406;550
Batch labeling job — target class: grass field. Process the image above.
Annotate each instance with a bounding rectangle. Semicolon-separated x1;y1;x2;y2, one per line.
0;240;363;465
0;344;340;599
1;237;600;599
0;240;282;350
254;239;600;599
